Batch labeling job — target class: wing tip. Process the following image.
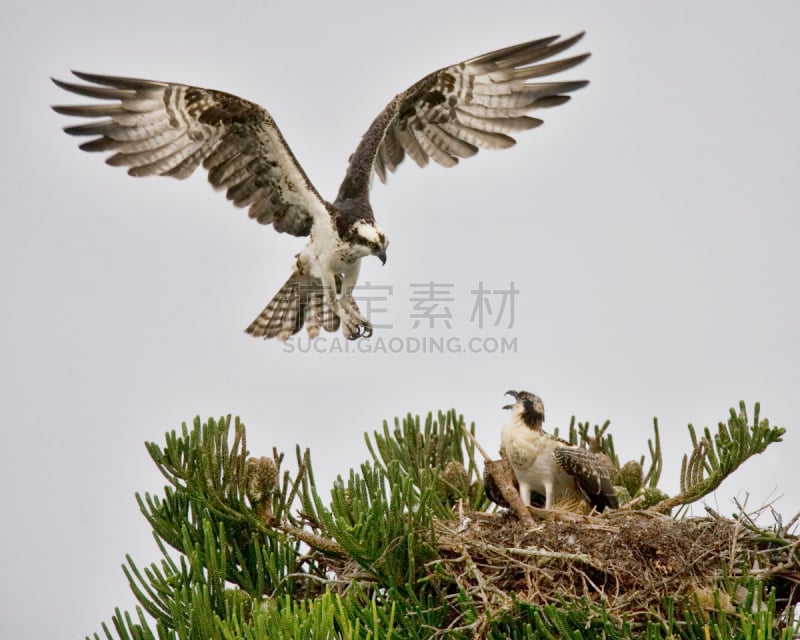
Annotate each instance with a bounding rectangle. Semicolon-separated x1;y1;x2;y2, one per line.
571;52;592;66
561;31;587;48
50;76;70;91
62;70;167;90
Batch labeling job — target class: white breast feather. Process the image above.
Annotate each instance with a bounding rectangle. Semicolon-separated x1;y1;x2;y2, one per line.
500;418;582;508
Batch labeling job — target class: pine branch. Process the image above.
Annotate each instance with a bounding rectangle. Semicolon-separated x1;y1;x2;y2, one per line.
364;410;488;512
642;418;663;490
563;418;618;466
650;402;785;513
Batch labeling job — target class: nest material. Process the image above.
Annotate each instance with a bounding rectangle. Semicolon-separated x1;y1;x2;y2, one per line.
433;505;800;628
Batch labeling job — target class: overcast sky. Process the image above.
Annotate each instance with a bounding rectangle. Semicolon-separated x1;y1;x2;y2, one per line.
2;1;799;638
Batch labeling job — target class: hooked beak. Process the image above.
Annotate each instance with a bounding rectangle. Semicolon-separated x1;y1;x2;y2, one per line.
375;247;387;265
502;390;519;410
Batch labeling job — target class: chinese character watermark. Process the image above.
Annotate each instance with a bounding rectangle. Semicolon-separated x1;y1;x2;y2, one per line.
352;281;394;330
470;280;519;329
284;280;522;354
409;281;455;329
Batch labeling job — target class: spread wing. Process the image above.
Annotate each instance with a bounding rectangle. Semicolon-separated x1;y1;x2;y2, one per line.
553;447;619;512
336;33;589;202
52;73;326;236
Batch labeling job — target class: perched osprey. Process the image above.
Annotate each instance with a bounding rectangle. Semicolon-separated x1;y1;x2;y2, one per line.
499;390;618;512
52;34;589;340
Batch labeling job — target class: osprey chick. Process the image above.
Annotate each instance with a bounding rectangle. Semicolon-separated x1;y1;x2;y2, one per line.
500;391;618;512
52;34;589;340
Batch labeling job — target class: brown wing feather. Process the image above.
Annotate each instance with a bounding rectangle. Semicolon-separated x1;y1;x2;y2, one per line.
52;72;326;236
553;447;619;512
336;33;589;202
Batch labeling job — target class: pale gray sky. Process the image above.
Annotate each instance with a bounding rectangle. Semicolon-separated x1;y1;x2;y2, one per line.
2;1;799;638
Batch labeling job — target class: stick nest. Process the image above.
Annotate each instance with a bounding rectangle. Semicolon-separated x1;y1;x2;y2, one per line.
432;505;800;629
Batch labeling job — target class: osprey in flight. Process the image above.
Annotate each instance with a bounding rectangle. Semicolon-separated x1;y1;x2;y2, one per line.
52;34;589;341
499;390;618;512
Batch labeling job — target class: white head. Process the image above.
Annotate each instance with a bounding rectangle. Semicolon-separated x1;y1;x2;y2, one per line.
503;390;545;430
352;220;389;264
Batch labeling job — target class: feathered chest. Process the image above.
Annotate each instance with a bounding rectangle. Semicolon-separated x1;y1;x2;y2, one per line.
500;421;559;472
303;218;358;272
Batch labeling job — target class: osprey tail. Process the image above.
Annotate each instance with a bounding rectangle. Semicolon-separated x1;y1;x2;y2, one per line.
246;272;340;341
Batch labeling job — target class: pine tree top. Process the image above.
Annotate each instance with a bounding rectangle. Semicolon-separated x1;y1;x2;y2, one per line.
91;403;798;639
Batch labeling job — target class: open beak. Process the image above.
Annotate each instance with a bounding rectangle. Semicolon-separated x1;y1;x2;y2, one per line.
502;390;519;410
